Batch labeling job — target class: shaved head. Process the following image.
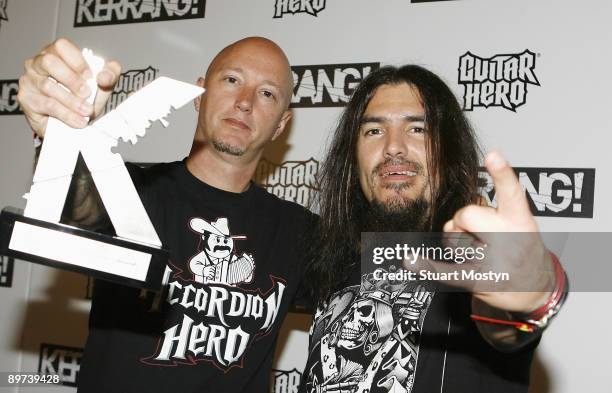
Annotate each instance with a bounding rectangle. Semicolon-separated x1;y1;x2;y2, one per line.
206;37;294;107
190;36;295;164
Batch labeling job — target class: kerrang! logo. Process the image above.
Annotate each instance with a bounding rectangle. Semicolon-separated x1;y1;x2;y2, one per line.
458;50;540;112
0;0;8;30
38;343;83;387
273;0;326;18
291;63;379;108
74;0;206;27
255;158;319;207
479;167;595;218
0;79;21;115
0;255;14;287
271;369;302;393
101;66;158;115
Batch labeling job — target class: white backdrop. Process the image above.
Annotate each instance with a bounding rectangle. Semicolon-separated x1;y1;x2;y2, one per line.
0;0;610;392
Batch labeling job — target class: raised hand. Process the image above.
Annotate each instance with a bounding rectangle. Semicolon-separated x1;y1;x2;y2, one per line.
405;151;555;313
17;38;121;137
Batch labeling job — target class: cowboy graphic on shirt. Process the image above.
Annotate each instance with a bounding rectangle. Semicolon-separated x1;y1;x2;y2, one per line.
188;217;255;286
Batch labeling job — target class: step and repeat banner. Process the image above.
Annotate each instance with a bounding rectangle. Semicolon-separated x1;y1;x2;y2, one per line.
0;0;610;392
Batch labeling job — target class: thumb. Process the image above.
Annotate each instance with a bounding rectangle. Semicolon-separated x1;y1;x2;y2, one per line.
92;60;121;118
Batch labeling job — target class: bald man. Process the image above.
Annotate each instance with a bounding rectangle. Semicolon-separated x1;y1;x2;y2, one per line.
17;37;313;393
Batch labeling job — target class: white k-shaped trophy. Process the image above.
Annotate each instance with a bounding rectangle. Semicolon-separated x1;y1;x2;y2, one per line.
0;49;203;291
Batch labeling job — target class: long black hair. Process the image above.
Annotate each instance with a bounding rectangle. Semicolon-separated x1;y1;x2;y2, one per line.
307;65;482;301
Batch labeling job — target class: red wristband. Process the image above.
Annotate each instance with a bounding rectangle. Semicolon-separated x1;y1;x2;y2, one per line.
471;251;567;333
524;251;566;321
470;314;536;333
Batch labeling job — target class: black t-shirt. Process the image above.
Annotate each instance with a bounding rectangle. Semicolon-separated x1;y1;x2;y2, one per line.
301;267;538;393
78;160;313;393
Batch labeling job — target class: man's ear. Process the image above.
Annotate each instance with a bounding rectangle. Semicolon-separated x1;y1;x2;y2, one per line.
194;77;205;112
271;110;292;141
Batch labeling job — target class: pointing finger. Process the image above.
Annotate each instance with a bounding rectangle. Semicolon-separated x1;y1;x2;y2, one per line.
485;151;530;219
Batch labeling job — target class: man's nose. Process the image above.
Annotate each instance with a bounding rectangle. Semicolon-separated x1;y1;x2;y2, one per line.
383;127;407;158
235;87;254;112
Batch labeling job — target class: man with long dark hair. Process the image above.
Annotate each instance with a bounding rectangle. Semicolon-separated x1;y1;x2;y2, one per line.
302;65;566;392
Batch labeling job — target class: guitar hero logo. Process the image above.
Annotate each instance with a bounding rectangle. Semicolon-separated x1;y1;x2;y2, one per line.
255;158;319;207
0;0;8;31
271;368;302;393
273;0;325;18
102;66;158;114
291;63;379;108
74;0;206;27
458;50;540;112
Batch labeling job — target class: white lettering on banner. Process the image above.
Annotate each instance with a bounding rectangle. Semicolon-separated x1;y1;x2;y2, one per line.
272;369;303;393
103;67;158;114
38;344;83;387
255;158;319;207
0;256;13;287
274;0;326;18
0;0;8;29
75;0;204;26
0;80;21;114
291;63;379;107
459;50;539;111
479;167;595;218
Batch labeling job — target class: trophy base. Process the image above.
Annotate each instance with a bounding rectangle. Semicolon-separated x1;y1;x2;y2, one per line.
0;207;168;292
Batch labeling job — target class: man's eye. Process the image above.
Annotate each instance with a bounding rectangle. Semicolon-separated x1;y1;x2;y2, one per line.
261;90;275;99
225;76;238;84
364;128;382;136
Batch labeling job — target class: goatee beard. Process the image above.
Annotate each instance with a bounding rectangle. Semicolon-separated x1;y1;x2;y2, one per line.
212;140;245;156
361;197;430;232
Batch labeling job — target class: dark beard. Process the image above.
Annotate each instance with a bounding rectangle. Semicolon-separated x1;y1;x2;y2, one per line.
360;196;430;233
